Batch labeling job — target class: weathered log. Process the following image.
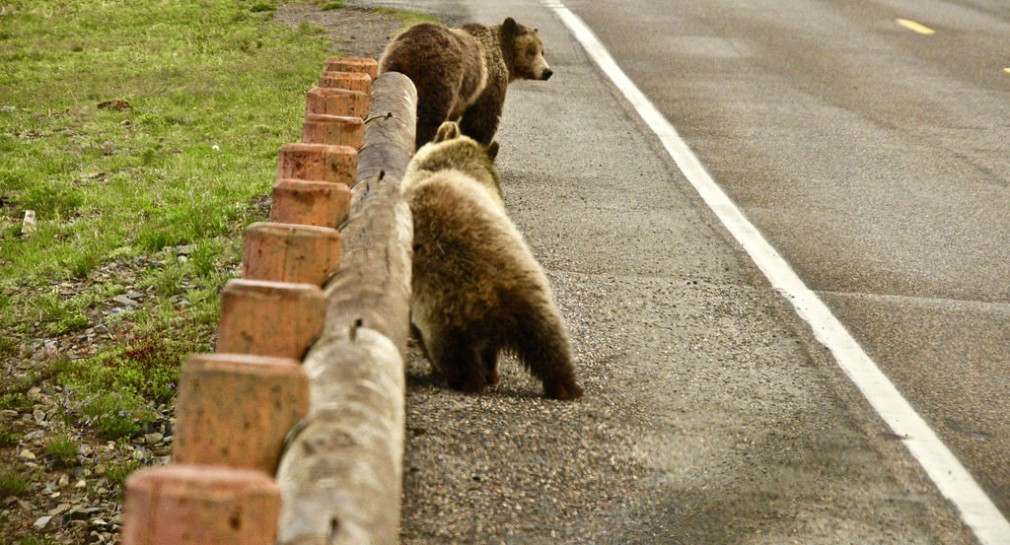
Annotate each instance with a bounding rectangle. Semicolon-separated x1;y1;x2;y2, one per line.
355;72;416;184
276;328;404;545
276;72;417;545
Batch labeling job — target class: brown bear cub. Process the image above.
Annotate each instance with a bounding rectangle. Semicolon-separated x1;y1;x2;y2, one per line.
379;17;552;150
403;122;582;400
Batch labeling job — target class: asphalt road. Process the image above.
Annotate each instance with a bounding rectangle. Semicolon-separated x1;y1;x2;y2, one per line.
362;0;1007;543
569;0;1010;525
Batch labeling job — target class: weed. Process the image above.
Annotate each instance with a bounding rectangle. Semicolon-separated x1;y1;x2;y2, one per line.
0;429;22;448
74;389;157;439
0;336;18;358
322;2;345;10
0;393;32;413
189;241;221;278
1;538;60;545
106;458;143;490
52;332;185;437
250;2;275;12
54;312;89;334
43;434;80;466
0;471;29;498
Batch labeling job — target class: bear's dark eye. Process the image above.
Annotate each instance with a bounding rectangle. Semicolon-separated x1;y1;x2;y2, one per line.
527;47;537;58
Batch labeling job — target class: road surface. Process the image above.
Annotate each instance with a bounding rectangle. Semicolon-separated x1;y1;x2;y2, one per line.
361;0;1009;542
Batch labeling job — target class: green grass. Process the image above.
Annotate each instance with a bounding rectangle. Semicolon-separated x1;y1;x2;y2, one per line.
53;332;193;438
322;2;346;10
0;471;29;498
0;429;22;448
0;0;332;438
43;434;80;466
371;7;439;30
0;0;327;282
0;538;60;545
106;458;143;490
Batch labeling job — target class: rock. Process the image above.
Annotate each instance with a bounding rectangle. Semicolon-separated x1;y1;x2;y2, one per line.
75;479;87;488
144;432;163;445
33;409;45;424
59;474;70;487
67;506;102;521
18;449;36;460
94;324;108;334
27;387;42;400
0;409;18;420
112;295;138;308
175;244;197;255
49;503;71;517
90;518;108;528
33;515;52;530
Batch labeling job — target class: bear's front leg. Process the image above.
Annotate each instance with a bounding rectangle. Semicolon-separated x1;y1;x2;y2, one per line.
459;85;505;149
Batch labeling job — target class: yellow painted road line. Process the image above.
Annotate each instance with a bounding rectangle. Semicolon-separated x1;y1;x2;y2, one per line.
896;18;936;35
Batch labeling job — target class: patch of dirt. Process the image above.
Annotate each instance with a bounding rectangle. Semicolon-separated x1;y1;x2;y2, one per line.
0;6;406;544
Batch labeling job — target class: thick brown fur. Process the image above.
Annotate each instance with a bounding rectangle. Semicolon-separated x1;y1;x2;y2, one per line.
379;18;552;150
403;122;582;400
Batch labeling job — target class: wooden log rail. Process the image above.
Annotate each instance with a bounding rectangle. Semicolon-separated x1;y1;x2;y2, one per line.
276;72;417;545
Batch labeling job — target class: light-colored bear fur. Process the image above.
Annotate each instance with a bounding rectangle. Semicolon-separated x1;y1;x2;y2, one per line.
402;122;582;400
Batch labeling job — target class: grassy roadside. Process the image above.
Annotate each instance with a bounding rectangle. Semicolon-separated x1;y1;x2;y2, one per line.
0;0;331;423
0;0;336;539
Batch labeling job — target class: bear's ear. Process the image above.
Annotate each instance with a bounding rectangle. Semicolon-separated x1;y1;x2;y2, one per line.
486;141;500;161
502;17;519;35
434;121;460;142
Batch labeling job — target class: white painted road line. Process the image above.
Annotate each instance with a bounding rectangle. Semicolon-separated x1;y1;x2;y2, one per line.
543;2;1010;544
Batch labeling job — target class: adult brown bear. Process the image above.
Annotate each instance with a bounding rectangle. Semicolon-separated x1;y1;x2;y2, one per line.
379;18;553;150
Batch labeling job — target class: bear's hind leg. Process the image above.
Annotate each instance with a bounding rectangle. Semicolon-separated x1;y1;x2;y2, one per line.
432;331;489;394
481;343;500;387
512;305;583;401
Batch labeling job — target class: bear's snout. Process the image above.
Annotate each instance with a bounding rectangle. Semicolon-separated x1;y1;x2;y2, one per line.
541;68;553;81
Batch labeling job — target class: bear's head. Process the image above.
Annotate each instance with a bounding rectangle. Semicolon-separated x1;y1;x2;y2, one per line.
499;17;553;82
409;122;504;204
